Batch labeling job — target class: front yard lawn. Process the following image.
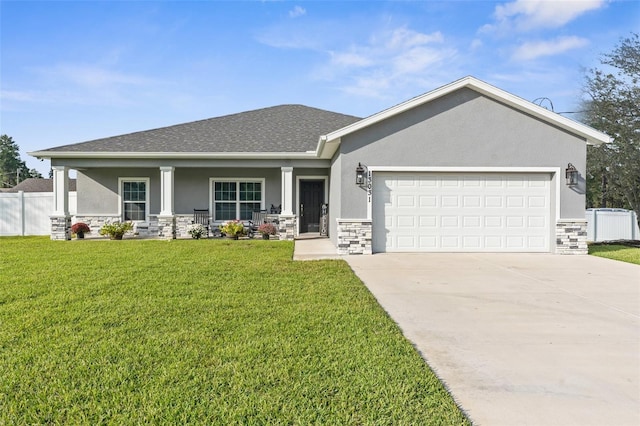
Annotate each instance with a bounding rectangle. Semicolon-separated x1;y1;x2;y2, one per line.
0;237;468;425
589;244;640;265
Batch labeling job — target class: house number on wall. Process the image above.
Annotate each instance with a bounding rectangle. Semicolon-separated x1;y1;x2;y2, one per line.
367;170;373;203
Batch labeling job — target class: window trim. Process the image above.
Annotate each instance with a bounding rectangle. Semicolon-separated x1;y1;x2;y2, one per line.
209;177;265;221
118;177;150;222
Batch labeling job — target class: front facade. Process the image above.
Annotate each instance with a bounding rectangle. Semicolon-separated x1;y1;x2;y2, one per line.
31;77;610;254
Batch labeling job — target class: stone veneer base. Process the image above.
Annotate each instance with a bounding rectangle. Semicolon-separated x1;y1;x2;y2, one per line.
336;219;372;255
50;215;71;240
556;219;588;255
157;216;176;240
278;215;296;241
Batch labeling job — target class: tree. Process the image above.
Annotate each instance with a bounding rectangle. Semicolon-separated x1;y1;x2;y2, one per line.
0;134;42;188
583;33;640;225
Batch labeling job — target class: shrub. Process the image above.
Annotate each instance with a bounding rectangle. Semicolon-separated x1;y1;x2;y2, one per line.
71;222;91;234
219;220;245;237
187;223;207;239
257;222;277;236
99;222;133;240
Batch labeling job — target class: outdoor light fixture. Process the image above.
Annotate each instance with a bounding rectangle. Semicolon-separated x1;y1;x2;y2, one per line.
355;163;366;186
565;163;579;187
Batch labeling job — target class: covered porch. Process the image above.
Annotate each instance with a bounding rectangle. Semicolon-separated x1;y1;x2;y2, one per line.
49;163;330;241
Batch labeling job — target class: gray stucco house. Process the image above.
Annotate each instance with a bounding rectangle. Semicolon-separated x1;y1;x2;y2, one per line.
30;76;610;254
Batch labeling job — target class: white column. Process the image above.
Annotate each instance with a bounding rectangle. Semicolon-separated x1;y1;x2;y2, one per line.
159;166;175;216
281;166;294;215
52;166;69;216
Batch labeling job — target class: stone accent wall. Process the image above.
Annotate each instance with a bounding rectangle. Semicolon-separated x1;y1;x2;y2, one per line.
73;215;159;239
556;219;588;255
135;216;159;238
50;215;71;240
337;219;372;255
278;215;297;241
157;216;176;240
175;215;196;238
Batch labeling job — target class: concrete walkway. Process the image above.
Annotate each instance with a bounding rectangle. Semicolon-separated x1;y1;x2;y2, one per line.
345;253;640;426
293;236;344;261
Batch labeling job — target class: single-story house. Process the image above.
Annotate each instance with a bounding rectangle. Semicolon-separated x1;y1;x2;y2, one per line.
30;76;610;254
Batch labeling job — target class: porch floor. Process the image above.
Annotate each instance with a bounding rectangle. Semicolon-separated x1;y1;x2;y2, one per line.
293;234;343;261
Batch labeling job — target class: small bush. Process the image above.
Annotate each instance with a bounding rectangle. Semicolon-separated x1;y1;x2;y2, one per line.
219;220;245;237
99;221;133;239
257;222;277;236
70;222;90;234
187;223;207;239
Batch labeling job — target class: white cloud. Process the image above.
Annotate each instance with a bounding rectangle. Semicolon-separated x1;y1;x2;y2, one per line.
392;46;451;75
324;27;456;98
2;63;162;109
0;90;38;103
256;23;323;50
385;28;444;49
341;73;392;98
486;0;607;32
289;6;306;18
330;52;373;68
35;63;157;89
470;39;483;50
259;21;457;99
512;36;589;60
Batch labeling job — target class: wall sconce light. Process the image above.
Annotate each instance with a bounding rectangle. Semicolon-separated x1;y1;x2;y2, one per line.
355;163;366;186
566;163;579;187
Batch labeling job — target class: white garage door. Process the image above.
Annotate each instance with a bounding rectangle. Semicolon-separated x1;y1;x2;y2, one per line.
372;172;551;253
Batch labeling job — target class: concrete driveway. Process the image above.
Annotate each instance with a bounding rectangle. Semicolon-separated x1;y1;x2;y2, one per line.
345;253;640;426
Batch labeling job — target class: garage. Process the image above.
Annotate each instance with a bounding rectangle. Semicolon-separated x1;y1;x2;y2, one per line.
372;172;552;253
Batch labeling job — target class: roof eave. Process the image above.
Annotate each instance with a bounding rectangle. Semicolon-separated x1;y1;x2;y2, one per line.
28;151;321;160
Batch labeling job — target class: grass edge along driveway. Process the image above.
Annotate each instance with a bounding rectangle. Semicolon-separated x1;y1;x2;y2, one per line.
0;237;469;425
589;243;640;265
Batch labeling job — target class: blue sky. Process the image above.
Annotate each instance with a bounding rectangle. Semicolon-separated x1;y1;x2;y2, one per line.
1;0;638;175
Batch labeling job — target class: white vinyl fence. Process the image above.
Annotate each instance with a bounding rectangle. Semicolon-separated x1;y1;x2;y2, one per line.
586;208;640;242
0;192;77;236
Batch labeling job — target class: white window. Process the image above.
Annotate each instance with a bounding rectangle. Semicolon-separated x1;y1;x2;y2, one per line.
211;179;264;221
119;178;149;221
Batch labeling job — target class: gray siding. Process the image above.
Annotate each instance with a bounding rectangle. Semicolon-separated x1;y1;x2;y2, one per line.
78;167;287;217
335;88;587;220
178;168;281;214
77;169;160;215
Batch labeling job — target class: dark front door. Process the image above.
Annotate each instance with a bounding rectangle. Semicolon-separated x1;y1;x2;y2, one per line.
299;180;324;233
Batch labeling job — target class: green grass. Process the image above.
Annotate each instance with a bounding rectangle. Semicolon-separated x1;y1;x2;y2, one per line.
589;244;640;265
0;237;468;425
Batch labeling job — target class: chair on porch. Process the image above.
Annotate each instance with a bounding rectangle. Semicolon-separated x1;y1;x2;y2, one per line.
270;204;282;214
248;210;268;238
193;209;211;238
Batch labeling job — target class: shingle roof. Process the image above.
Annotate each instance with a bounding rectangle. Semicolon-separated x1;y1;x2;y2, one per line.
39;105;362;154
6;178;77;193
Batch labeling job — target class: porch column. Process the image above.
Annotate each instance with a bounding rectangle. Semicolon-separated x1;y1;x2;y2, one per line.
158;166;176;240
159;166;175;216
281;166;293;215
52;166;69;216
279;167;296;240
50;166;71;240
